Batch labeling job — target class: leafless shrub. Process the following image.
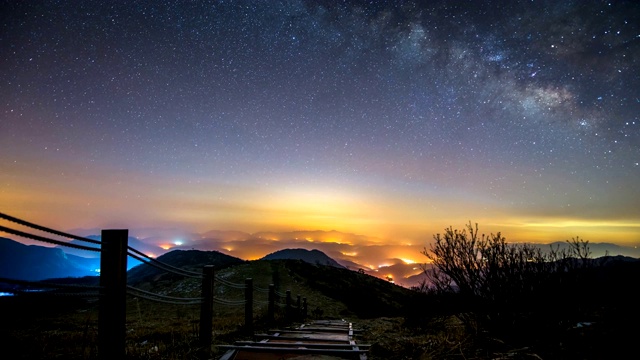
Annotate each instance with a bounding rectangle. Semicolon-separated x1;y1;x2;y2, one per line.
421;222;591;336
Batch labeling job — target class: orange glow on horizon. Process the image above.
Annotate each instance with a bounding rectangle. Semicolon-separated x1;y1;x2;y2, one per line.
324;238;350;245
4;168;639;250
242;253;264;261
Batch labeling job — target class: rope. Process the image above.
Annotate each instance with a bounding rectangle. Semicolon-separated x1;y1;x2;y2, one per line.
127;252;202;279
254;285;270;293
127;290;202;306
126;285;202;302
0;225;100;252
212;297;246;306
127;246;202;277
275;290;289;297
0;212;101;245
214;276;246;289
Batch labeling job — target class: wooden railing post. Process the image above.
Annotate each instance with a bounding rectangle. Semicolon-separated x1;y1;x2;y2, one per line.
98;229;128;360
244;278;253;334
285;290;292;323
296;295;301;320
267;284;275;326
199;265;214;359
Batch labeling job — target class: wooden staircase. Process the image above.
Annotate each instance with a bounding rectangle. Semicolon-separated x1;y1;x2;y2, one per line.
218;319;369;359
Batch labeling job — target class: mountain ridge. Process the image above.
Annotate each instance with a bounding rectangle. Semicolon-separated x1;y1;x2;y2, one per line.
261;248;345;269
0;237;101;281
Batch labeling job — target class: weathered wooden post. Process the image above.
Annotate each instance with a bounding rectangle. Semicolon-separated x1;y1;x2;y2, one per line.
199;265;214;359
285;290;292;323
267;284;275;325
296;294;301;320
98;229;128;360
244;278;253;334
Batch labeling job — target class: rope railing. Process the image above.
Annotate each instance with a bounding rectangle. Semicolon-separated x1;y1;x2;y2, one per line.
126;285;203;305
0;212;101;245
127;291;202;305
0;225;100;252
212;297;246;306
214;276;247;289
127;251;202;279
1;212;313;358
127;246;202;278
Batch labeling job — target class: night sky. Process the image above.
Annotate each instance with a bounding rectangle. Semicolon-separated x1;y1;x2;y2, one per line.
2;1;639;267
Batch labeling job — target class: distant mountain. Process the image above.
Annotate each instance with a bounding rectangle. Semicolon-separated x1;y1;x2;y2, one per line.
0;237;101;281
127;249;245;285
261;248;345;268
542;242;640;258
335;258;368;271
593;254;640;265
403;269;432;289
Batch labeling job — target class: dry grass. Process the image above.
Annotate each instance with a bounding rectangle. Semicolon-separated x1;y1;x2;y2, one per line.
357;316;553;360
0;295;541;360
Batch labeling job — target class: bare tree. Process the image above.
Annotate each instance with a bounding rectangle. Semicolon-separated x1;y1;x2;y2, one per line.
421;222;591;334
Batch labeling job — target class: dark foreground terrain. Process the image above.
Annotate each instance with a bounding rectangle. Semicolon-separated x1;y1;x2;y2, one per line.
1;257;638;359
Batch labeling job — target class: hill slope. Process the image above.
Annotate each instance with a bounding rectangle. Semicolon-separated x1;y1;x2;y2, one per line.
280;259;415;318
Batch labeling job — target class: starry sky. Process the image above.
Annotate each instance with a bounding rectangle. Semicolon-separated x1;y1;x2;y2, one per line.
1;0;639;267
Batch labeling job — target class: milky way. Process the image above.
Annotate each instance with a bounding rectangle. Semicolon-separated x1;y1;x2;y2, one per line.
1;1;639;256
